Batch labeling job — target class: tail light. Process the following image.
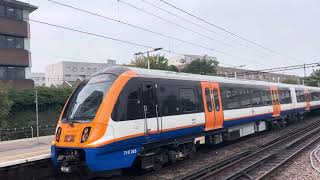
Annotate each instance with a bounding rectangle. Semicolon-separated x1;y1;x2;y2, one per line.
56;127;62;142
81;127;91;143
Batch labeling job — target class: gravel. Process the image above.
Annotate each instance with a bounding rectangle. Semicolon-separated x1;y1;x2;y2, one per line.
268;141;320;180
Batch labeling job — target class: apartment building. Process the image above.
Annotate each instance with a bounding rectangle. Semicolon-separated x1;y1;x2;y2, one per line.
0;0;37;88
169;54;302;83
45;60;116;87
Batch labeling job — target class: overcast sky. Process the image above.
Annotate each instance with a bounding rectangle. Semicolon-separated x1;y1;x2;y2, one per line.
26;0;320;76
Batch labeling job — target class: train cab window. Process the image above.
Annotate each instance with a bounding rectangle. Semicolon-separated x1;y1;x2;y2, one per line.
179;88;196;113
205;88;212;112
112;78;143;121
212;89;220;111
158;84;179;116
63;74;117;123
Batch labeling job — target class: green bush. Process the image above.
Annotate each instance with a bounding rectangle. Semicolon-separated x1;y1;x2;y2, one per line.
9;87;73;112
0;87;13;127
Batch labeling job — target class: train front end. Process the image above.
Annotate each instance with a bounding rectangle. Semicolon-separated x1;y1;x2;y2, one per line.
51;67;136;173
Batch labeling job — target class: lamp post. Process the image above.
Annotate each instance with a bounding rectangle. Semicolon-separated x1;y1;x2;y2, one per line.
134;48;163;69
233;64;246;78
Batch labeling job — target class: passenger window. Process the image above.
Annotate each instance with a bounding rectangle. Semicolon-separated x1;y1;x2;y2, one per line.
179;88;196;113
239;88;252;108
205;88;212;112
212;89;220;111
158;84;179;116
251;89;262;107
111;78;143;121
261;90;272;105
142;82;157;118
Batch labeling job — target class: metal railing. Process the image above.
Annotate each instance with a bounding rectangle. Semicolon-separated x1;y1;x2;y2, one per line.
0;124;56;142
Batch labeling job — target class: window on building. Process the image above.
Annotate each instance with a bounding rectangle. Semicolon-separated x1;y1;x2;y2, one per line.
0;6;5;16
6;7;14;17
6;36;15;48
0;35;5;48
15;37;24;49
0;35;24;49
93;68;97;72
14;8;23;20
87;68;91;73
73;67;77;72
81;67;84;72
179;88;196;113
0;66;25;80
66;66;70;72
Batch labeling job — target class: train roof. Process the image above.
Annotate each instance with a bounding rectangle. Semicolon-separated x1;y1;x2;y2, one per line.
100;66;320;91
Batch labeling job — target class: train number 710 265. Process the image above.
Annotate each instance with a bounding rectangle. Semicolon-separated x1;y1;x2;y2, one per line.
123;149;137;155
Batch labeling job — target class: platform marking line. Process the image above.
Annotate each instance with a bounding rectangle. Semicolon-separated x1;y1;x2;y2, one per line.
0;149;50;162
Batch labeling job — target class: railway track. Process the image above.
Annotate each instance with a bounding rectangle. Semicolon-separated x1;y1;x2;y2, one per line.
176;119;320;180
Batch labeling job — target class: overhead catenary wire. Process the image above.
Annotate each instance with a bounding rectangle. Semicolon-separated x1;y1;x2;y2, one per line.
226;62;320;77
140;0;272;58
158;0;302;63
46;0;225;55
46;0;266;66
118;0;267;66
26;18;219;61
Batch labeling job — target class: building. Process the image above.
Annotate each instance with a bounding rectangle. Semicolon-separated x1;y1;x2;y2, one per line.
169;54;302;84
26;72;45;86
45;60;116;87
216;66;302;83
168;54;218;70
0;0;37;88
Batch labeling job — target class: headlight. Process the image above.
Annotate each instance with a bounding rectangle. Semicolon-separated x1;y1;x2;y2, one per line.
81;127;91;143
56;127;62;142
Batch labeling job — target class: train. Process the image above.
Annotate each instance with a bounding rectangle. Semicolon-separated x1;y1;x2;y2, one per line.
51;66;320;173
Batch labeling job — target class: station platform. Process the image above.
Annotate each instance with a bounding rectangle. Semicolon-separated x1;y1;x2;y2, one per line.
0;136;53;168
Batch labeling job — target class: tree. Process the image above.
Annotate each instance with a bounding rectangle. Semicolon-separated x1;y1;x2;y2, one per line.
130;54;178;72
182;58;219;75
306;69;320;87
281;78;299;85
0;86;13;127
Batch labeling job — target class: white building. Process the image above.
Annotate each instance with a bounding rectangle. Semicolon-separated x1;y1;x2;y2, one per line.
168;54;218;69
45;60;116;87
26;72;45;86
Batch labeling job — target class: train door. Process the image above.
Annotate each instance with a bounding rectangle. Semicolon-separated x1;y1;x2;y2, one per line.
201;81;224;131
210;82;224;129
270;86;281;117
142;81;160;139
305;89;311;111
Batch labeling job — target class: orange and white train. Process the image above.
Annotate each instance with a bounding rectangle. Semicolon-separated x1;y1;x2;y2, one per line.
51;66;320;173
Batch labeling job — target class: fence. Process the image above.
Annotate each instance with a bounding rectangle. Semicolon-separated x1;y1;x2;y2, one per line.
0;124;57;142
